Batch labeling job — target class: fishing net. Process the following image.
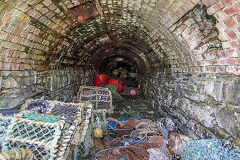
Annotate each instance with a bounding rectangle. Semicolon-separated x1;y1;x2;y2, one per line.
176;139;240;160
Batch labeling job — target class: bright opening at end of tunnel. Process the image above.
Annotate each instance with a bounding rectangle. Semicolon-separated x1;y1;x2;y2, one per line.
0;0;240;159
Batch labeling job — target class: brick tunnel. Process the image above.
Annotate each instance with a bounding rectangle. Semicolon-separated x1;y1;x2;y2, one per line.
0;0;240;151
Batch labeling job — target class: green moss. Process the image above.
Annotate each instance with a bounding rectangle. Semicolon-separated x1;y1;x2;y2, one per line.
205;14;217;24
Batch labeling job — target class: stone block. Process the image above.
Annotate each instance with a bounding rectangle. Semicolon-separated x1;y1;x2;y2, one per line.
215;107;240;138
3;77;19;89
232;80;240;105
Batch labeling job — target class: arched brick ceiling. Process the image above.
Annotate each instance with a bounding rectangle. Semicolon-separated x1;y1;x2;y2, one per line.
0;0;240;74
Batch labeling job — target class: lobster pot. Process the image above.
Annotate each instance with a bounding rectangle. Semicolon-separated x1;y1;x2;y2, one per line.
21;99;93;146
0;111;77;159
77;85;112;111
0;109;21;152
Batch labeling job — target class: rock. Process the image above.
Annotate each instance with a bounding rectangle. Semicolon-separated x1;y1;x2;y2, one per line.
215;107;240;138
223;82;234;104
232;81;240;105
204;81;224;102
3;77;19;89
1;71;11;77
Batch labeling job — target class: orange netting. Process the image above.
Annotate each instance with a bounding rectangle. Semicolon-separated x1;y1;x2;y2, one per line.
99;135;164;160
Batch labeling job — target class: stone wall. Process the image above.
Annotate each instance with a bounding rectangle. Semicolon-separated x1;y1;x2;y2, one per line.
0;70;93;108
141;72;240;148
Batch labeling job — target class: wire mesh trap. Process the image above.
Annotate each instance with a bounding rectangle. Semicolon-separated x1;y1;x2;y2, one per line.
0;109;21;152
21;99;93;145
0;99;93;159
1;111;69;159
77;85;112;111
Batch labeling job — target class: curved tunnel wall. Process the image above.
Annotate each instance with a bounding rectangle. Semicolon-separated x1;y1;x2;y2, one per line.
0;0;240;147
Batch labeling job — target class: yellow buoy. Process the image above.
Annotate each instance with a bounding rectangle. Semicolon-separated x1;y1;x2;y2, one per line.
93;127;103;138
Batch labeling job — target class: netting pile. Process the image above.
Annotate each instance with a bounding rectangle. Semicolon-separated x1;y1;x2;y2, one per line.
21;99;93;146
77;85;112;111
176;139;240;160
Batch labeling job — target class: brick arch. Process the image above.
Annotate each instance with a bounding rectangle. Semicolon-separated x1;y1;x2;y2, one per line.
0;0;198;71
0;0;239;74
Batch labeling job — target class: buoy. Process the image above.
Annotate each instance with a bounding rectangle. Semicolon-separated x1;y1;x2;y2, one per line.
129;88;137;96
93;127;103;138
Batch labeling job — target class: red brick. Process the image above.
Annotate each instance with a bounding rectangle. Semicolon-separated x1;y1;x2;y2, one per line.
32;11;41;19
11;63;19;70
233;2;240;13
222;0;234;5
27;25;35;32
49;4;57;10
12;51;20;58
202;0;216;7
6;25;14;33
213;2;224;11
230;41;237;47
211;66;217;72
227;58;237;64
3;63;11;70
236;14;240;23
237;27;240;33
17;3;28;11
27;0;38;5
2;13;12;24
224;17;236;27
43;0;52;6
224;2;240;15
20;31;28;38
27;9;34;15
55;8;61;14
5;35;14;42
25;64;31;70
40;7;49;14
34;28;40;35
226;49;237;57
221;50;228;57
215;51;222;58
220;59;228;65
224;6;238;16
35;4;43;10
226;30;237;39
